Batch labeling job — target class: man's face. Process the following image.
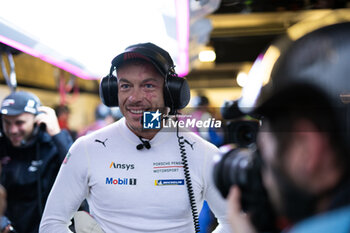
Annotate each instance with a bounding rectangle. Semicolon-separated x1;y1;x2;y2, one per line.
257;120;317;222
2;113;36;147
117;61;165;133
257;121;285;215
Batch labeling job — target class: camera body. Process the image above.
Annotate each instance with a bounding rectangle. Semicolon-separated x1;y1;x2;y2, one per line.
213;147;262;205
225;120;259;148
214;100;279;232
216;100;263;204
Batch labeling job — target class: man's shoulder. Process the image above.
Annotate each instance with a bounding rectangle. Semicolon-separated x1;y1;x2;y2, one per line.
72;121;122;149
288;205;350;233
182;128;217;144
78;120;121;139
177;128;219;154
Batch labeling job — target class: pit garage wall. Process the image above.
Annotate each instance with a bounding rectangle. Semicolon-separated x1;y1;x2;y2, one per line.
190;88;242;109
0;52;103;132
0;84;101;133
1;84;242;132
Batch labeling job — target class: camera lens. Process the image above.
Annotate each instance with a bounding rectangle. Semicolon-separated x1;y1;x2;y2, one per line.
236;124;256;146
213;147;268;212
213;144;280;232
226;120;259;147
213;147;254;198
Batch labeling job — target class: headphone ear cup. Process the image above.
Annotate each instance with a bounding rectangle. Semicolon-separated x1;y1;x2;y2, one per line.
99;75;119;107
164;75;191;111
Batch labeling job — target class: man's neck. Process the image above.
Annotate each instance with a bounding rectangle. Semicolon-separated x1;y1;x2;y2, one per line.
126;123;160;140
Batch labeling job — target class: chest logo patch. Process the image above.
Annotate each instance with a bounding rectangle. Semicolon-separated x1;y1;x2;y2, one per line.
63;152;72;164
153;161;183;173
106;177;137;185
155;179;185;186
95;138;108;147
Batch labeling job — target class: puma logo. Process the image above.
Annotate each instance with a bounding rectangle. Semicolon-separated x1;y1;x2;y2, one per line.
184;139;195;150
95;138;108;147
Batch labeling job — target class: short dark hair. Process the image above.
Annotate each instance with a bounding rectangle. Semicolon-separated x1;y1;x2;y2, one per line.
54;105;70;116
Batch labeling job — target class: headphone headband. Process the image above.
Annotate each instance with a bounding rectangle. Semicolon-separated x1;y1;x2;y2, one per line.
111;43;174;78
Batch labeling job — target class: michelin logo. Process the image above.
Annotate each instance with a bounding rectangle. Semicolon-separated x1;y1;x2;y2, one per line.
155;179;184;186
106;177;137;185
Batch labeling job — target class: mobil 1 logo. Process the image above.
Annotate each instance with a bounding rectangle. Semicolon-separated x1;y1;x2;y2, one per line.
105;177;137;185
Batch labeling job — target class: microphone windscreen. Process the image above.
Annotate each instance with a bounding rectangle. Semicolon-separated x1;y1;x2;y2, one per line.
136;144;144;150
144;141;151;149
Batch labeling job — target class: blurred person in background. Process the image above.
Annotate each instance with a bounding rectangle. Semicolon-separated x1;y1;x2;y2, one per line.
0;163;14;233
190;95;225;232
0;91;73;233
190;95;224;147
190;95;212;141
224;22;350;233
54;104;77;140
77;103;122;137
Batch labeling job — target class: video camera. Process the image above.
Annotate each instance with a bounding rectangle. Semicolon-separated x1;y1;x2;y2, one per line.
213;100;279;232
220;100;259;147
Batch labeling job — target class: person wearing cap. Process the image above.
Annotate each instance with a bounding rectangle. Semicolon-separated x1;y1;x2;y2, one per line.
77;104;121;137
40;43;231;233
225;23;350;233
0;91;73;233
190;95;224;147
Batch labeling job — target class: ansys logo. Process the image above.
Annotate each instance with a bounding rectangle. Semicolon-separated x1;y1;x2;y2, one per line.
109;162;135;170
143;110;161;129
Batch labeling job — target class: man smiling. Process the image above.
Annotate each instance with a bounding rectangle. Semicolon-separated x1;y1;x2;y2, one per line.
117;59;166;138
0;91;73;233
40;43;231;233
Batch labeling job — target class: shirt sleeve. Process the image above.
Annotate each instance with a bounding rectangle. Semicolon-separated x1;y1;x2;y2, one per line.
203;144;233;233
39;137;89;233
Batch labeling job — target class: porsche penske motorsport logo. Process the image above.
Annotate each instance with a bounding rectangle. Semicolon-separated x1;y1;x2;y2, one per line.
153;161;183;173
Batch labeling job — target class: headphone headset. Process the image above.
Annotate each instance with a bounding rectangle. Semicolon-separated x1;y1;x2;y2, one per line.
99;43;190;114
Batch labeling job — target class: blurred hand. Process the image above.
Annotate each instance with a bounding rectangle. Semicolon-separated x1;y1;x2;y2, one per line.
0;185;6;217
0;185;11;233
228;186;257;233
35;106;61;136
1;225;12;233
